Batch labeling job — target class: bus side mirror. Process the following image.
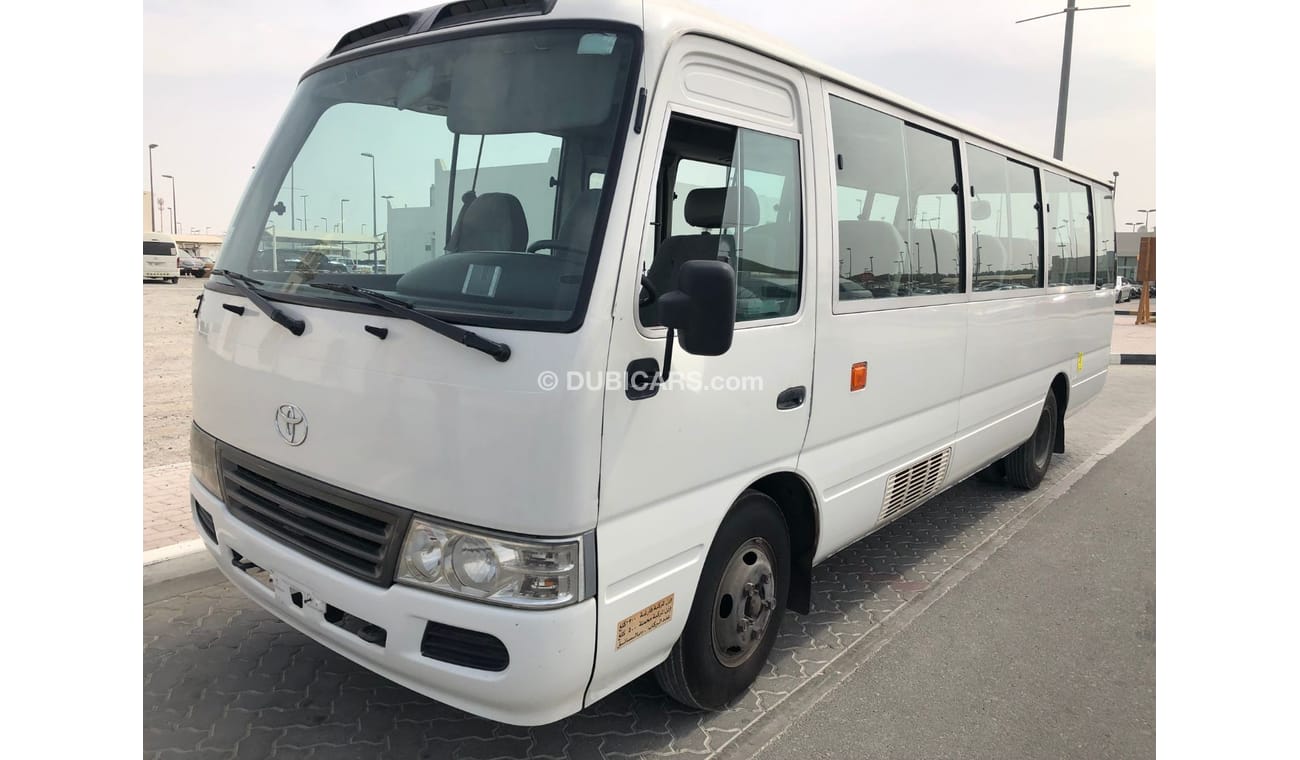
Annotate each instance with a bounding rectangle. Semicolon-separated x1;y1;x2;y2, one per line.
659;260;736;357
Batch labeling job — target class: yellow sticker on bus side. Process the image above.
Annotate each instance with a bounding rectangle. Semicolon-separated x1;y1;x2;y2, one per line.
1077;352;1084;371
616;594;674;649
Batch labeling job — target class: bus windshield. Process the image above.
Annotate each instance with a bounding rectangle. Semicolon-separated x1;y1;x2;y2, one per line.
219;27;639;329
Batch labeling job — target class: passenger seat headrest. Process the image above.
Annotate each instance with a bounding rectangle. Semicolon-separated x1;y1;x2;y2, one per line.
684;186;762;229
447;192;529;252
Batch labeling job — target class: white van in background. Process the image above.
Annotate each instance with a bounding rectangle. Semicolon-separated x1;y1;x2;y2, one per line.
144;231;181;283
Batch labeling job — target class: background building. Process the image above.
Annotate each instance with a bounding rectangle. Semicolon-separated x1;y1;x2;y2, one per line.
1116;229;1156;281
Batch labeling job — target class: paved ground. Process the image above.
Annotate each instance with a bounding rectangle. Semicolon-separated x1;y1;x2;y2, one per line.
144;276;206;551
145;276;206;469
751;422;1155;760
144;366;1154;759
1110;315;1156;357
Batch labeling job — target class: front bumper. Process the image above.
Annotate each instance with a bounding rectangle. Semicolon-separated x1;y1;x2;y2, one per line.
191;478;596;726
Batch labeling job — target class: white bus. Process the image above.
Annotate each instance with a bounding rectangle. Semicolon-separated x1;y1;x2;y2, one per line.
189;0;1115;725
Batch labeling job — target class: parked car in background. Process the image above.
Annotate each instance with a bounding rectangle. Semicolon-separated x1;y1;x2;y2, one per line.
179;254;212;277
1116;277;1137;303
1148;282;1156;298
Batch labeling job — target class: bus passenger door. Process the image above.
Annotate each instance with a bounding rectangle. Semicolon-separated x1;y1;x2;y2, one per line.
586;39;818;706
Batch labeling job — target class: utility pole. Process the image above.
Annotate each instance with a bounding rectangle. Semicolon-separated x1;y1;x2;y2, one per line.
1017;2;1130;160
147;143;159;231
161;174;177;234
361;153;377;241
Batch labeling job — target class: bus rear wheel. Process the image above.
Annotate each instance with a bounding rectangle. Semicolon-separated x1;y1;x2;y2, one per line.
655;490;790;710
1004;391;1058;490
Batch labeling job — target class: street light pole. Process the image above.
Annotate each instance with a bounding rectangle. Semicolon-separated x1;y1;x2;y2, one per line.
1017;2;1130;161
1138;208;1156;229
301;195;309;231
340;199;349;234
161;174;177;234
147;143;159;232
1052;0;1076;160
361;152;377;240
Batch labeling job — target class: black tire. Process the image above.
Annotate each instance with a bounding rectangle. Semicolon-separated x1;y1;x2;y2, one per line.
975;459;1006;484
1004;391;1058;490
655;490;790;710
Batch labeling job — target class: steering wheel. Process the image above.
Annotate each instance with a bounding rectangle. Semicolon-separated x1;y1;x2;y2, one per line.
526;240;585;256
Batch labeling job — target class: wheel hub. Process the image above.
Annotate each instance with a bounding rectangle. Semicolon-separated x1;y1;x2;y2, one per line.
711;537;777;668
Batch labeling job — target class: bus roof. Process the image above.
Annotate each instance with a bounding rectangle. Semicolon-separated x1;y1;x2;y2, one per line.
319;0;1113;189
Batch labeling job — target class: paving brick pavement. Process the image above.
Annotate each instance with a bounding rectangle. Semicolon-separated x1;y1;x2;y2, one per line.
1111;315;1156;357
144;367;1154;759
145;462;197;552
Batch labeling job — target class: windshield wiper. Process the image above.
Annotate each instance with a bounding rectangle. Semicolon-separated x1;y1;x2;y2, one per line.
307;282;511;362
211;269;306;336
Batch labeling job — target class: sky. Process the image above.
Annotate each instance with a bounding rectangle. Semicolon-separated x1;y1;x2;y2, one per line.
142;0;1155;235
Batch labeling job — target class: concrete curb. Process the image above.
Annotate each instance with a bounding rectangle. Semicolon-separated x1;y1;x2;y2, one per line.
143;538;214;587
1110;353;1156;366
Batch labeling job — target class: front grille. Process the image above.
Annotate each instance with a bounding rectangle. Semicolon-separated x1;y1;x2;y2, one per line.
879;448;953;523
421;621;510;672
219;445;411;585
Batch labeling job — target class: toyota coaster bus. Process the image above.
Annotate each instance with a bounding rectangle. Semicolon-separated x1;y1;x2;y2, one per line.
189;0;1116;725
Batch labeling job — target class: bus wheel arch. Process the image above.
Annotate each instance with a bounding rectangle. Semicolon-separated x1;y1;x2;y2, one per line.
1050;373;1070;454
748;471;819;615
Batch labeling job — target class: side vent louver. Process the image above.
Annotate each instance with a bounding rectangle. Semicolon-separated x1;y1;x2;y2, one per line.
431;0;558;30
879;448;952;523
330;14;416;57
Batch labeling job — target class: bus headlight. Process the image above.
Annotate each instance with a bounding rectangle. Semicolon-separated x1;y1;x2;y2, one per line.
396;517;590;609
190;423;222;498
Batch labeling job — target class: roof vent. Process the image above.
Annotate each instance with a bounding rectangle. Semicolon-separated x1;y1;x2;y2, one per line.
330;13;417;57
430;0;558;31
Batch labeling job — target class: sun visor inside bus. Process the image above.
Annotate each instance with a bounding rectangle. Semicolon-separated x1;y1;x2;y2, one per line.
447;44;621;134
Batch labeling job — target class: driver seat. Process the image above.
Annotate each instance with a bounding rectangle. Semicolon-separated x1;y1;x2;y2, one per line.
446;192;529;253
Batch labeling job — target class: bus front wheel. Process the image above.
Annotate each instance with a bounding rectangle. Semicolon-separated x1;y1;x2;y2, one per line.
655;490;790;710
1004;391;1058;490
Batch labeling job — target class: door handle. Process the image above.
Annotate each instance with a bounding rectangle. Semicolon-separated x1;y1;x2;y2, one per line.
776;386;806;410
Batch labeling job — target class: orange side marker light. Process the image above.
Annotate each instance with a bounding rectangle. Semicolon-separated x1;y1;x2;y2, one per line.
850;361;868;392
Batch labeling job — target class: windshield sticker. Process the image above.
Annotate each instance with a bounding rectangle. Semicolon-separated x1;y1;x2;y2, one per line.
578;32;618;55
